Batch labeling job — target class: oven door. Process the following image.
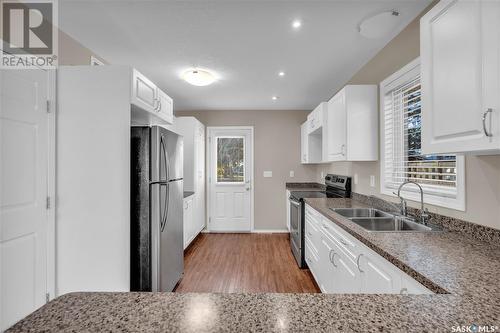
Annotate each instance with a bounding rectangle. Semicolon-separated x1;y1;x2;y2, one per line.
289;198;302;266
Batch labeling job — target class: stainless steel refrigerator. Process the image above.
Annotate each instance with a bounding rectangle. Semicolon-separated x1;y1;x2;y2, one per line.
131;126;184;292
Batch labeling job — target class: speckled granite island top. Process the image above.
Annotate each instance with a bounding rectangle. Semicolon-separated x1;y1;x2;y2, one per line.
8;198;500;332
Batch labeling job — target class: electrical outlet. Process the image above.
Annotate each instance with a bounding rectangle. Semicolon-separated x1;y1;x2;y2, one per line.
263;171;273;178
289;171;295;178
354;174;358;185
370;175;376;187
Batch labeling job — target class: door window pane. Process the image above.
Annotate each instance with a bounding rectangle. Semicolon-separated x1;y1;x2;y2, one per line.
217;137;244;182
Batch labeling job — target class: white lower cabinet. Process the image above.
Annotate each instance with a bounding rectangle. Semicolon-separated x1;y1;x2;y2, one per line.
305;204;432;295
183;196;194;249
286;190;291;231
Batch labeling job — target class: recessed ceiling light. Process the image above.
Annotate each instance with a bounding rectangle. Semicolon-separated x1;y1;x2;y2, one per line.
292;19;302;29
182;68;217;86
272;96;279;100
278;71;285;77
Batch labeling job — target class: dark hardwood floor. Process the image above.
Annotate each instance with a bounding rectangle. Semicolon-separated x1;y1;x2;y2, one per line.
175;233;320;293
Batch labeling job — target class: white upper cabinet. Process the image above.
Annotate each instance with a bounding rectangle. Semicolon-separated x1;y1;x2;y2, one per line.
421;0;500;154
131;69;173;125
307;102;326;134
324;85;378;162
157;89;174;125
301;122;309;163
326;91;347;161
131;69;158;113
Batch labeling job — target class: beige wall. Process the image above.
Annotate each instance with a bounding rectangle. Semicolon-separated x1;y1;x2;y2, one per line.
176;110;317;231
59;31;107;66
316;3;500;230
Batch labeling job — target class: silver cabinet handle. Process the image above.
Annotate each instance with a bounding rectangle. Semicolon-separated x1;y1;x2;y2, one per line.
158;100;162;112
483;108;493;137
307;231;313;236
400;288;408;295
341;144;346;156
328;249;337;267
339;238;348;246
356;254;364;273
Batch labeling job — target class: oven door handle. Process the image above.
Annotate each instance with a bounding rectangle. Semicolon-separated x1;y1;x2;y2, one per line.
289;198;301;207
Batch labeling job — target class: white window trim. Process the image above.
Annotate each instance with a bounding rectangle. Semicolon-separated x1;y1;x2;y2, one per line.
379;58;466;211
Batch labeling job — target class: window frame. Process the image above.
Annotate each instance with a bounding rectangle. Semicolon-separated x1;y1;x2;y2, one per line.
379;58;466;211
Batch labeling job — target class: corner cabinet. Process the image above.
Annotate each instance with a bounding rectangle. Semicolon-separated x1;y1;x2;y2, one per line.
304;204;432;295
131;69;174;126
324;85;378;162
420;0;500;155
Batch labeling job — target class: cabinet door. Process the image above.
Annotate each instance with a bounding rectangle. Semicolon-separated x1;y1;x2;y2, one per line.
286;190;291;231
131;70;157;113
401;275;432;295
183;198;194;249
301;122;308;163
358;253;401;294
326;89;347;161
157;89;174;125
318;233;360;293
421;0;500;154
195;124;205;232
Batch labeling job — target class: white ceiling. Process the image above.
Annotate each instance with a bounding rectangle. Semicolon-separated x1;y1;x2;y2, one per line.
59;0;430;111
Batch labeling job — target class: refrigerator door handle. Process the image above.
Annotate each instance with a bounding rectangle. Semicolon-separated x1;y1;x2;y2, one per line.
160;135;170;181
160;182;169;232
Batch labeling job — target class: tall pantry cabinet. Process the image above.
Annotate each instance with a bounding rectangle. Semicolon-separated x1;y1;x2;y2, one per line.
175;117;206;249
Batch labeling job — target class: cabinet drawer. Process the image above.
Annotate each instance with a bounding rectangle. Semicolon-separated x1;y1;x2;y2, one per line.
305;204;321;222
319;217;359;262
305;217;321;245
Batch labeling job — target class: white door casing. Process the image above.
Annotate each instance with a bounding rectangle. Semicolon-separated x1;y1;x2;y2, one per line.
207;127;254;232
0;69;55;331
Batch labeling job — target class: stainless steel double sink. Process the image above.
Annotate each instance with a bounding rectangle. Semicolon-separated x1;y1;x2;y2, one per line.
330;208;442;233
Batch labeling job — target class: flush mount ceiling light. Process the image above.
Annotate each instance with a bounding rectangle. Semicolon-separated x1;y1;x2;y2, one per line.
292;19;302;29
358;10;400;39
278;71;285;77
272;96;279;100
182;68;217;86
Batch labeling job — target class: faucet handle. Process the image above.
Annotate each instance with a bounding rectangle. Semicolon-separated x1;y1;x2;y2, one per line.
420;208;431;225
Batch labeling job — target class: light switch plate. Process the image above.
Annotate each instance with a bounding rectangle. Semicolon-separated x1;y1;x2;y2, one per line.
320;171;324;179
354;174;359;185
263;171;273;178
289;171;295;178
370;175;376;187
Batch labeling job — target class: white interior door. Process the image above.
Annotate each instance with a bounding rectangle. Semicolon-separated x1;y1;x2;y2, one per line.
0;69;53;330
208;127;253;232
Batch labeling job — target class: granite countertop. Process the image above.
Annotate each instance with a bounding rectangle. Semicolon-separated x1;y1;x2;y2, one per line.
8;198;500;332
183;191;195;199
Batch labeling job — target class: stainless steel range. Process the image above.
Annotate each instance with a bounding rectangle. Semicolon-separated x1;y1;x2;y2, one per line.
289;174;351;268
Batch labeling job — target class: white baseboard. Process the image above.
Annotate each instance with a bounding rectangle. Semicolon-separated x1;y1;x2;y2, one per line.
252;229;289;234
201;229;289;234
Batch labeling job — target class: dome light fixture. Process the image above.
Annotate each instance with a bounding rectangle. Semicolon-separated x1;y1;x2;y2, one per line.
358;10;401;39
272;96;279;101
292;19;302;30
182;68;217;86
